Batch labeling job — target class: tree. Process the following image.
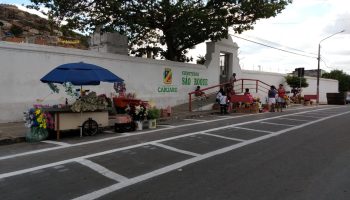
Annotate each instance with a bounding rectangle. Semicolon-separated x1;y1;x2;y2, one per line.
0;21;3;37
285;75;308;96
10;25;23;37
322;69;350;92
28;0;292;61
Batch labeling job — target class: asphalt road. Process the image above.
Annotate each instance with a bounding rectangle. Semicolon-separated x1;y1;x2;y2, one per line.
0;105;350;200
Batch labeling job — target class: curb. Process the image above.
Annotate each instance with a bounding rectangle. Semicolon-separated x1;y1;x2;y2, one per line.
158;111;216;122
0;136;25;145
0;104;306;146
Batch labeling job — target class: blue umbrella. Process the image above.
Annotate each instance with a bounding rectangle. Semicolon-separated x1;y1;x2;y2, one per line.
40;62;124;85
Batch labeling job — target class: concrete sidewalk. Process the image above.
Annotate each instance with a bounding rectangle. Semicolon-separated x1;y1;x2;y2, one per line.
0;122;27;145
0;104;305;145
0;109;216;145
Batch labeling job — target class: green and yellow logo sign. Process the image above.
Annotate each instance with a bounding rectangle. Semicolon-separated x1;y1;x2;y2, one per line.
163;68;172;84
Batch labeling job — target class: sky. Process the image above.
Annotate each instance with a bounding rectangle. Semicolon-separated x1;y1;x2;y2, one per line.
231;0;350;74
2;0;350;74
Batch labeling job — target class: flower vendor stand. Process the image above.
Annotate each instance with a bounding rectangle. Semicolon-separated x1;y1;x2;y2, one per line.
40;62;124;139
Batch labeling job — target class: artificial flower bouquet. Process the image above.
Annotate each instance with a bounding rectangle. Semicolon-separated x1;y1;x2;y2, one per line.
125;104;148;121
24;107;54;142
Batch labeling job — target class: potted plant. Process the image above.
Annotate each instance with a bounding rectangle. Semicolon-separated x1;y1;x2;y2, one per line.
147;107;160;129
126;105;147;131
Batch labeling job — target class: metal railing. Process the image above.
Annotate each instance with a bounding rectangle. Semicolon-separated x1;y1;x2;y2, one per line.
188;79;271;112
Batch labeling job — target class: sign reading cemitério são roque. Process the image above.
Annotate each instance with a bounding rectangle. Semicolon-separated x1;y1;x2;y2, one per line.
182;71;208;86
157;69;208;93
158;68;178;93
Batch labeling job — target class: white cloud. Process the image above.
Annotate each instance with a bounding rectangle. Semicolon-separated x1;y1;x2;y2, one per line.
236;0;350;72
189;0;350;74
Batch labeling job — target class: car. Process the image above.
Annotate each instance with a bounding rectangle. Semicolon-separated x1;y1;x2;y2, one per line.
346;92;350;104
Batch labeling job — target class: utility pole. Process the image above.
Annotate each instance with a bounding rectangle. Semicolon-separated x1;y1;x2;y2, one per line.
316;30;345;105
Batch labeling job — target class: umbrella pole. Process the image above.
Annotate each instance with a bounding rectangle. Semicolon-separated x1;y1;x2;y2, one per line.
80;85;83;137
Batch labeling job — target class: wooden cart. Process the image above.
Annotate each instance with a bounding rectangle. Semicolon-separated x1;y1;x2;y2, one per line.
44;108;109;140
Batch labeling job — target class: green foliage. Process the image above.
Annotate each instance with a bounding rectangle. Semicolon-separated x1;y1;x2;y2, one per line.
196;55;206;65
10;25;23;36
285;75;309;89
63;82;79;97
322;69;350;92
28;0;292;62
47;83;59;93
147;108;160;120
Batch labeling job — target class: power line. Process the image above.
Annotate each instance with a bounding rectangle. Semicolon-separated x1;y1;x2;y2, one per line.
230;34;318;59
240;34;317;56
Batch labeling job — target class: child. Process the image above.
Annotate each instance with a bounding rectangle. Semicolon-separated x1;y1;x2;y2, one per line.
216;88;224;103
220;91;228;114
268;85;277;112
244;88;253;102
195;86;207;99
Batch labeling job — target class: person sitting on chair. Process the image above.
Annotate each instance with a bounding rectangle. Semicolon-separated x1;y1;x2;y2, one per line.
244;88;253;102
195;86;207;99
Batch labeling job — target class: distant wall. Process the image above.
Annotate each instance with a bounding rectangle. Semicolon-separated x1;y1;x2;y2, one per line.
241;70;338;103
0;37;338;123
0;40;231;122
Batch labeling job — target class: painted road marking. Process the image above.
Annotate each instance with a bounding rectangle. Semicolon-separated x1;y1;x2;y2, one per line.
233;127;275;134
292;114;323;119
184;119;208;122
77;159;128;182
313;110;341;114
260;122;295;127
0;106;341;162
151;143;200;157
200;132;246;142
0;113;264;161
0;107;340;179
279;118;309;122
41;140;72;147
157;125;176;128
73;110;350;200
308;111;335;115
0;106;342;179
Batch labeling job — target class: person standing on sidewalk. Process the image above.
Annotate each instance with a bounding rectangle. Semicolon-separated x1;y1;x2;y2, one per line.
230;73;237;84
268;85;277;112
220;91;228;114
277;84;286;112
229;73;237;91
216;88;224;103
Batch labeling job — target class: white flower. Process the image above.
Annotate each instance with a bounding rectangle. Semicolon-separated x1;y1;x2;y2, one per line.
135;105;141;115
